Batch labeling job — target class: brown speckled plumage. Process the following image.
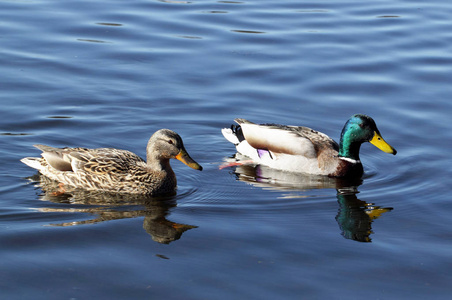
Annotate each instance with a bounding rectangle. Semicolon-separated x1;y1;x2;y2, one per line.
21;129;202;195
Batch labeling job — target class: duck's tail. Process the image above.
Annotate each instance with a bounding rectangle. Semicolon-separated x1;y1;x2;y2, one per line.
222;122;246;145
221;127;240;145
21;157;43;171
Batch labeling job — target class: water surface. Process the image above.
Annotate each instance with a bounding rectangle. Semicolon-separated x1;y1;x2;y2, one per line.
1;0;452;299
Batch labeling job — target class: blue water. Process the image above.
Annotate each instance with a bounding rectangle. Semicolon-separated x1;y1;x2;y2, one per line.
1;0;452;299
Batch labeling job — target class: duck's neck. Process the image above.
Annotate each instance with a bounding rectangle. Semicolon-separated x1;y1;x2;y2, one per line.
338;133;362;162
146;156;170;173
147;149;173;173
147;157;171;172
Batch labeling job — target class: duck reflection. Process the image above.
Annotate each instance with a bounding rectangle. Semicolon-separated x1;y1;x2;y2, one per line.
335;189;392;242
28;174;197;244
229;162;392;243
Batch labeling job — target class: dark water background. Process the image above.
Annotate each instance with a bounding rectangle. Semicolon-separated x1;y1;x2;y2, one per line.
1;0;452;299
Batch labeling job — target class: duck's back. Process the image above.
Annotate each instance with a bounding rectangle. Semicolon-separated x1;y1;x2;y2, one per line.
229;119;341;175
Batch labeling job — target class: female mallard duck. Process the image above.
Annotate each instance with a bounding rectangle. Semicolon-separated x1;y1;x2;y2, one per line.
221;114;396;177
21;129;202;195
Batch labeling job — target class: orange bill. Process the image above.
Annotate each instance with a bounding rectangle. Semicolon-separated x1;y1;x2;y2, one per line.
175;149;203;170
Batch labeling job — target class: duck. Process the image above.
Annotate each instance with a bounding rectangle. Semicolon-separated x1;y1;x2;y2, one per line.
21;129;202;195
221;114;396;177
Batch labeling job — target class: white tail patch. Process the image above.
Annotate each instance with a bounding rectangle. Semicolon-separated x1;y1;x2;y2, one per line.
20;158;43;171
221;128;240;145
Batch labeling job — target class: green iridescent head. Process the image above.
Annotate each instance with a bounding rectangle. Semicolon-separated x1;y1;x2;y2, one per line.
338;114;397;160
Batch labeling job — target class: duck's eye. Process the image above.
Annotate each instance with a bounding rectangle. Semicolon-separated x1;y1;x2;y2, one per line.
359;123;364;128
168;140;174;145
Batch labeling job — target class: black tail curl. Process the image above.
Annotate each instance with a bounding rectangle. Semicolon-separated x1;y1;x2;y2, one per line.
231;124;245;143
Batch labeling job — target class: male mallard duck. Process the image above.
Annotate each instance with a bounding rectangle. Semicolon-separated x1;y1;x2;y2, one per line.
221;114;396;177
21;129;202;195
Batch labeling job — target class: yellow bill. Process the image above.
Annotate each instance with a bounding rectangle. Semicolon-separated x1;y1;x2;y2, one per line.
370;131;397;155
175;149;203;171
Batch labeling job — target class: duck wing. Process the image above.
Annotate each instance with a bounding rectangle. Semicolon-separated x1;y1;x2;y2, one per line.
34;144;81;171
234;119;339;159
35;144;145;175
69;148;145;175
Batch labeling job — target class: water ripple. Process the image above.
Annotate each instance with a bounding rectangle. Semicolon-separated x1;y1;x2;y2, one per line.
77;38;112;44
2;0;452;298
96;22;123;26
231;29;266;34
